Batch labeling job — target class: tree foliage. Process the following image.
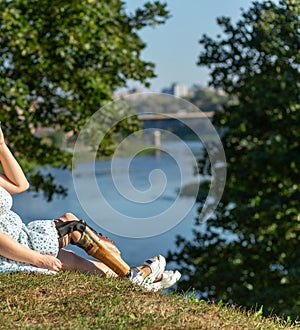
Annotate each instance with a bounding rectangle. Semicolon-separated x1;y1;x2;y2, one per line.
186;86;228;112
0;0;169;200
169;0;300;318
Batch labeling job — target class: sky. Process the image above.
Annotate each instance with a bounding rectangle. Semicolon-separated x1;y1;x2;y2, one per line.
124;0;258;92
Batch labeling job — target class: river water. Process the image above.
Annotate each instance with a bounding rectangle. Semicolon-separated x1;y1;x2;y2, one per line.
13;140;204;267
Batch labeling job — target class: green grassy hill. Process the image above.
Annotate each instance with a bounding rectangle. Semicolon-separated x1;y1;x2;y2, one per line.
0;272;298;329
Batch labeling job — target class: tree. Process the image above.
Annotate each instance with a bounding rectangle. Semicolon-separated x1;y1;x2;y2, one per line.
169;0;300;318
186;85;227;112
0;0;169;200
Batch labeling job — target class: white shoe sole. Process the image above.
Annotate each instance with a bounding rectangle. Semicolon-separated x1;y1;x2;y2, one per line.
148;270;181;292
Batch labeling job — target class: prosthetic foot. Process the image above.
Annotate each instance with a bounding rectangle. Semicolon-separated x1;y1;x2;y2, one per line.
56;220;130;276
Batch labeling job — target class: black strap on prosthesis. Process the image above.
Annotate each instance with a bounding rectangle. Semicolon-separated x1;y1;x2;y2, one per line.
55;219;87;245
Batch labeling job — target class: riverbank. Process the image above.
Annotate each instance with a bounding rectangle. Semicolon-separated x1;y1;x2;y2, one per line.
1;272;297;329
14;140;203;266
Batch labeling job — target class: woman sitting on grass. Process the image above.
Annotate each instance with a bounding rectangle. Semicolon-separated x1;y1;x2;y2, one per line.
0;124;180;292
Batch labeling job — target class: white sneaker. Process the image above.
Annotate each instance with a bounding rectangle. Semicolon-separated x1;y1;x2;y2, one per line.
147;270;181;292
129;255;166;288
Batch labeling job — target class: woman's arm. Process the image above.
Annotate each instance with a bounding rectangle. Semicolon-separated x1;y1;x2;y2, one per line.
0;230;63;272
0;125;30;194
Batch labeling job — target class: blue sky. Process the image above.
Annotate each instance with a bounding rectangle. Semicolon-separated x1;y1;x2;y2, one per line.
124;0;258;91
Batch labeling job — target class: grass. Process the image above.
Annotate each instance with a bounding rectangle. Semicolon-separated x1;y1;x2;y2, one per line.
0;272;298;330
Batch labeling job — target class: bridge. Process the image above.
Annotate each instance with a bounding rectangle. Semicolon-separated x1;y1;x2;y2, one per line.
138;111;214;121
137;111;215;150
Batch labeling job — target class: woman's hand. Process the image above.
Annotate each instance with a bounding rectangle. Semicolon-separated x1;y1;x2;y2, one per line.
34;254;63;272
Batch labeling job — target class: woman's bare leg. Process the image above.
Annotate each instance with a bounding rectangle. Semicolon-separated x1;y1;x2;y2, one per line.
57;248;117;277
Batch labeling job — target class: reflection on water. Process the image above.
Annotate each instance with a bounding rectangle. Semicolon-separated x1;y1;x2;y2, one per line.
13;141;205;266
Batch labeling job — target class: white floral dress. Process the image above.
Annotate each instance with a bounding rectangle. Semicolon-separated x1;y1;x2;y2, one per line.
0;186;59;273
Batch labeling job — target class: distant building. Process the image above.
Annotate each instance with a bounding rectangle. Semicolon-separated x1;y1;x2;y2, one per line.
173;83;189;97
161;82;189;98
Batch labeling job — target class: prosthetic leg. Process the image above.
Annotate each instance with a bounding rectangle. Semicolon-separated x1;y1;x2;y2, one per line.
55;220;130;276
